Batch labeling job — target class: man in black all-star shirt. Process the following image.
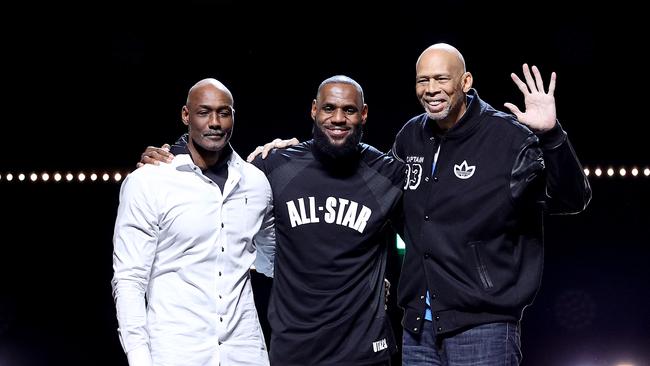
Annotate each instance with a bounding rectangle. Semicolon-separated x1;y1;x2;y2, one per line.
141;75;405;365
250;76;404;366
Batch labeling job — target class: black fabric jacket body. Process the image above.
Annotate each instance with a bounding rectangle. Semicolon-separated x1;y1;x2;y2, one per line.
391;89;591;336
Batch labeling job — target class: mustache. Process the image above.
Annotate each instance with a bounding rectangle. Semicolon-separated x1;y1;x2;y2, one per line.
202;129;226;137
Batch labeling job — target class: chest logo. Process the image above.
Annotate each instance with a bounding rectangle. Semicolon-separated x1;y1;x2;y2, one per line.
454;160;476;179
285;197;372;233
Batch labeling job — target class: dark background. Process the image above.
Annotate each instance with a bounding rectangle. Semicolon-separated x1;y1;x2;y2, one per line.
1;1;648;365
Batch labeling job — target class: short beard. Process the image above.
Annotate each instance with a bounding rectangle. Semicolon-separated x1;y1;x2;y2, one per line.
312;123;363;160
423;101;451;122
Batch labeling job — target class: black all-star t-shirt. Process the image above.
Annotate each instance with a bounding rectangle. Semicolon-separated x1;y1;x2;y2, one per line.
252;140;404;366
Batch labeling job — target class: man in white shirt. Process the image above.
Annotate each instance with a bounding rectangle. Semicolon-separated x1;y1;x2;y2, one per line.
111;78;275;366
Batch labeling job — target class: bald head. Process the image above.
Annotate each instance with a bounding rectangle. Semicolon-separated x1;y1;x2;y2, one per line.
414;43;473;129
416;43;466;74
186;78;233;106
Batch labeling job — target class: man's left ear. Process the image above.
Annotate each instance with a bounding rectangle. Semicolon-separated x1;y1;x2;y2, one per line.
361;104;369;125
462;72;473;93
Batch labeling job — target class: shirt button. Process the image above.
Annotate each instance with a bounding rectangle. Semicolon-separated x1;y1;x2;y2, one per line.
429;137;435;141
424;176;430;182
437;327;442;332
218;294;222;299
424;215;429;221
423;253;430;259
220;317;223;322
433;177;439;182
221;247;225;252
413;327;418;332
416;316;421;321
221;223;224;228
219;271;222;276
431;293;437;299
420;295;425;300
434;315;440;321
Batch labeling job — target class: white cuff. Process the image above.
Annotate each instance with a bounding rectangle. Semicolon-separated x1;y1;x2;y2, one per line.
127;345;152;366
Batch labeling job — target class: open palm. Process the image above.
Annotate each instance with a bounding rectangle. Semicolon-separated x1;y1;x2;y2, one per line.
504;64;557;133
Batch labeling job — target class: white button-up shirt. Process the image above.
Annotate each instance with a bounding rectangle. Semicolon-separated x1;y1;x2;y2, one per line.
112;150;275;366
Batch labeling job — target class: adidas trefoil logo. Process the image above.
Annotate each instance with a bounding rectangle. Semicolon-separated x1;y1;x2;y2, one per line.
454;160;476;179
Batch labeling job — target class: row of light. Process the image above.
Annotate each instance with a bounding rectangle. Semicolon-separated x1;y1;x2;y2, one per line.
583;166;650;178
0;172;126;183
0;166;648;183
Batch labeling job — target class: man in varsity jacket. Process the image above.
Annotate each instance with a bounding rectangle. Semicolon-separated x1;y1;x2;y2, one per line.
141;75;404;365
393;43;592;365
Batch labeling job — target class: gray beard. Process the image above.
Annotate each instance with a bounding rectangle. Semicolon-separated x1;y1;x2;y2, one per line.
424;103;451;122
